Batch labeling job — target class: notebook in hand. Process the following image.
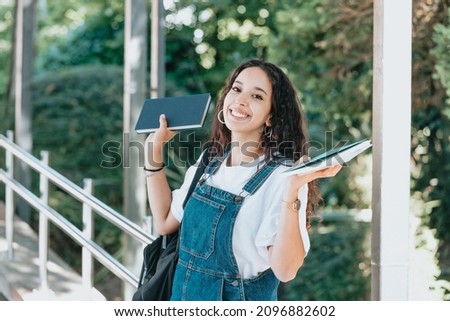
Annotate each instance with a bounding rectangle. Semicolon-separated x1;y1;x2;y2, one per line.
135;93;212;134
282;139;372;176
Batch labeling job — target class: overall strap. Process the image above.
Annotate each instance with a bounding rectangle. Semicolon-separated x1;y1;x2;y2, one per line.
203;144;232;176
241;152;293;196
241;160;279;196
182;144;211;209
239;154;294;195
202;148;285;197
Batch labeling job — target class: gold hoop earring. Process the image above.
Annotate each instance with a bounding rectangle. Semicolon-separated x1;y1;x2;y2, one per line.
264;125;273;139
217;109;226;125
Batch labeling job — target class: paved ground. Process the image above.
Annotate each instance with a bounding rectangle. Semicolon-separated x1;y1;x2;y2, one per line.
0;202;105;301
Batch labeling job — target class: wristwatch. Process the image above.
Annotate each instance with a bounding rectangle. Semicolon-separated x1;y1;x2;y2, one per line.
282;199;301;212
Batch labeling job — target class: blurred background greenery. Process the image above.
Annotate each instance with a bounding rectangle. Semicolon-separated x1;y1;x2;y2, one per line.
0;0;449;300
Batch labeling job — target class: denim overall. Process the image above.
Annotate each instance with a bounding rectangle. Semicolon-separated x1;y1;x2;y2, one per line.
171;151;281;301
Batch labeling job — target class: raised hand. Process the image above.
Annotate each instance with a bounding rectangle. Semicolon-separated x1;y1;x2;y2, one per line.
144;114;178;167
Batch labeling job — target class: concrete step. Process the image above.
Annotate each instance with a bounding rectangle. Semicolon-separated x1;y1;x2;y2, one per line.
0;202;105;300
0;269;23;300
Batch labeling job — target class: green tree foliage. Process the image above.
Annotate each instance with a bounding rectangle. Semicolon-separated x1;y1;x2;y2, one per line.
31;65;124;276
33;65;124;183
36;0;124;71
164;0;278;97
266;0;373;209
432;9;450;109
0;0;13;98
279;215;371;300
272;0;373;136
412;2;450;293
0;0;15;134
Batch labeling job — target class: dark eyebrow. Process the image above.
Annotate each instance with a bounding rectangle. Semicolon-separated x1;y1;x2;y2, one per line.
234;80;268;96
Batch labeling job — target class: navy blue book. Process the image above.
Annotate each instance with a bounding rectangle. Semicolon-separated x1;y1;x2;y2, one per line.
135;93;212;134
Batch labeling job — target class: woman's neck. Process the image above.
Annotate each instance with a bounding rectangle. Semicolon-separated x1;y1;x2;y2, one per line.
227;140;264;167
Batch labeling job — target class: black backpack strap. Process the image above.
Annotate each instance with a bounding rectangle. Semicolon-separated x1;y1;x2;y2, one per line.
182;144;211;209
136;146;211;290
159;145;210;251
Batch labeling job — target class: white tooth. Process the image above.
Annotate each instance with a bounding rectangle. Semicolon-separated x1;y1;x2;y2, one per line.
232;110;247;118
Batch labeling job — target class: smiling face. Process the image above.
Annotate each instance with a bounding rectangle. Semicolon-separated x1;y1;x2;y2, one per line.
222;67;273;142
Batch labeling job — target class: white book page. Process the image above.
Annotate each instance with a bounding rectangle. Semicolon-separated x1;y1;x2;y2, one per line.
282;140;372;176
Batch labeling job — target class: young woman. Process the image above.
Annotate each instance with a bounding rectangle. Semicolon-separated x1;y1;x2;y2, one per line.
144;59;342;300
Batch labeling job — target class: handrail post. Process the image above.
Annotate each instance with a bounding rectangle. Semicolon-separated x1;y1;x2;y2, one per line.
38;151;49;291
5;130;15;260
82;178;94;295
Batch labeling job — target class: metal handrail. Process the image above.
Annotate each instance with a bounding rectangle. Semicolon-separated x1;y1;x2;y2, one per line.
0;170;138;287
0;134;154;245
0;132;154;298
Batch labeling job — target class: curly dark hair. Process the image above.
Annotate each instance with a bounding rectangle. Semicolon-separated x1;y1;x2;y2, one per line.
208;58;320;228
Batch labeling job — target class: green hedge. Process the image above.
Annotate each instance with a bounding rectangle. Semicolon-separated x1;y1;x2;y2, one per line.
279;213;371;300
31;65;125;280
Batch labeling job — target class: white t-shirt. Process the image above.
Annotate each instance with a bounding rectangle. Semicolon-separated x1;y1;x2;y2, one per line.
171;153;310;279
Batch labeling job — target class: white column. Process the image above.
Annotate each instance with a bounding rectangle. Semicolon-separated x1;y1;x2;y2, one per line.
372;0;412;300
150;0;166;99
15;0;36;222
123;0;148;300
